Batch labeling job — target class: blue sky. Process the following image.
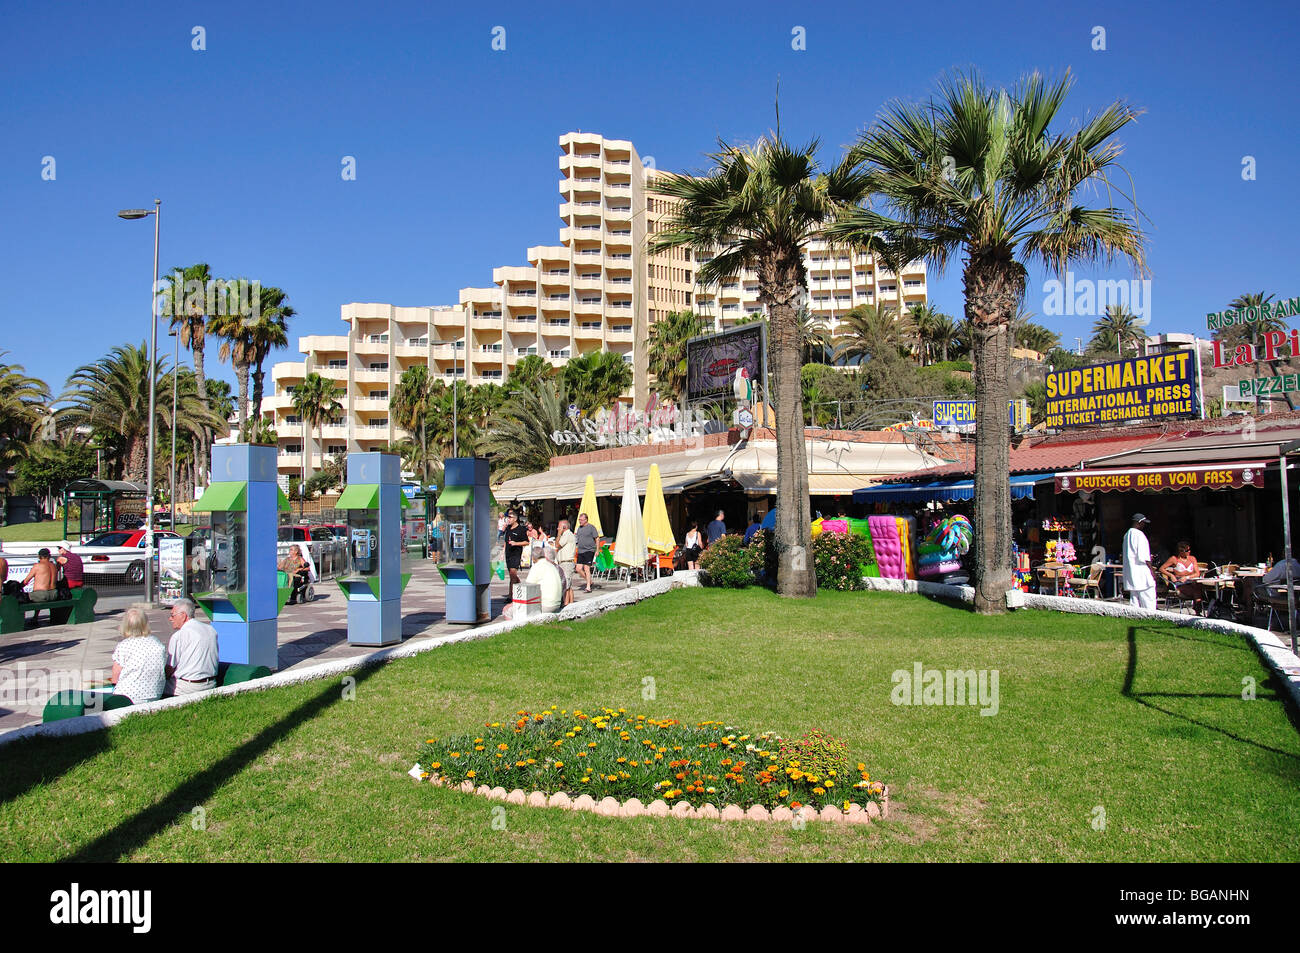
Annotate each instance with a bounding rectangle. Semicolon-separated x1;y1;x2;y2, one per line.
2;0;1297;392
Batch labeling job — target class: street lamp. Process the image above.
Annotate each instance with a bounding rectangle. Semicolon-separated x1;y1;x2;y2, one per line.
168;327;180;532
118;200;161;604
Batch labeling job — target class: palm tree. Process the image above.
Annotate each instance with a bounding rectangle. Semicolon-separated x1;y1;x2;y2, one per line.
649;134;867;599
1014;321;1060;356
164;263;214;484
561;350;634;414
0;352;52;509
1089;305;1144;358
209;289;257;439
1221;292;1293;412
828;70;1146;613
507;354;551;395
290;372;343;496
737;309;834;366
392;365;436;487
647;310;706;401
63;343;223;483
247;287;293;426
906;303;949;365
834;304;908;366
926;313;961;363
479;377;581;480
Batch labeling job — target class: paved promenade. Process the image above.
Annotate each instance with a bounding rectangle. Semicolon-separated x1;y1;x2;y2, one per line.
0;559;620;734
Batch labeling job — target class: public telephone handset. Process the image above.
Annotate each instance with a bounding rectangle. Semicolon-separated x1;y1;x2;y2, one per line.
352;528;376;574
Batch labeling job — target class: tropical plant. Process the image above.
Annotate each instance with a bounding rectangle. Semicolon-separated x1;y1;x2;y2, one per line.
208;285;256;439
392;365;437;486
924;313;961;363
479;377;578;481
1087;305;1145;358
905;303;951;365
12;441;96;514
163;263;214;484
290;372;343;491
247;286;293;425
561;350;634;415
507;354;552;396
647;310;706;402
834;304;909;366
827;70;1146;612
649;134;869;598
0;352;51;485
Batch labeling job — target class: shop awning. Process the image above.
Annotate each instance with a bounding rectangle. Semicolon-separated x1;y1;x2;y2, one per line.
193;481;247;512
1054;462;1268;493
436;486;473;508
852;472;1054;504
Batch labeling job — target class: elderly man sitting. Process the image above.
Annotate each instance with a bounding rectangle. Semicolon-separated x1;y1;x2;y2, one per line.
164;597;220;696
525;544;563;614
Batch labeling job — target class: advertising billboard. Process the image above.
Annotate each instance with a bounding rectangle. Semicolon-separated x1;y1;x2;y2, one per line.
934;399;1030;431
1043;352;1199;428
685;324;766;402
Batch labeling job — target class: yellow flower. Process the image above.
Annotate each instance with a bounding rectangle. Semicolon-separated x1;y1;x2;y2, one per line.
576;752;587;758
424;738;436;744
497;743;509;751
588;741;598;748
466;770;476;779
813;786;826;796
778;789;789;798
474;746;485;752
450;752;461;758
430;762;441;770
554;761;564;768
857;763;866;772
616;757;627;763
825;781;834;788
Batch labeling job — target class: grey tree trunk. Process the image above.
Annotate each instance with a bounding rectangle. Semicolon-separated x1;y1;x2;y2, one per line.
769;294;817;599
193;341;208;490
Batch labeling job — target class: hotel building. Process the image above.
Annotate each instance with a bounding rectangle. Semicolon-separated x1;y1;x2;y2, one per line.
263;132;928;479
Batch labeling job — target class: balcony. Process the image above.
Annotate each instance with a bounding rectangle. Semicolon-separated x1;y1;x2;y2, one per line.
354;369;389;383
477;344;504;354
433;310;464;326
353;425;391;438
320;424;349;440
507;318;538;332
573;275;602;291
575;324;602;340
353;397;390;411
607;326;634;339
573;299;601;315
561;153;602;173
607;181;631;191
605;204;632;219
272;361;306;381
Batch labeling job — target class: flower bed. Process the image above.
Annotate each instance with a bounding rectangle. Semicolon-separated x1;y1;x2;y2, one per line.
416;707;887;818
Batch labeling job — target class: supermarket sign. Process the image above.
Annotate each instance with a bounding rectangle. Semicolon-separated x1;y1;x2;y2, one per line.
933;399;1029;431
1043;353;1199;428
1054;463;1266;494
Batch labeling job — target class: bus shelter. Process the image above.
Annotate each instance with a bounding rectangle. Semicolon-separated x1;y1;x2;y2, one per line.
62;479;148;541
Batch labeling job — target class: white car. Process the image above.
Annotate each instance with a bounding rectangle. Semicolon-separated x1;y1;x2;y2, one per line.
2;530;183;585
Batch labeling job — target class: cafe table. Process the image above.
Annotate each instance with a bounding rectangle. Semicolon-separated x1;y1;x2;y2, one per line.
1034;562;1078;596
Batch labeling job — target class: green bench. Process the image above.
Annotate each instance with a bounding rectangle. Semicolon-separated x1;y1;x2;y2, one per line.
0;587;97;634
41;662;272;723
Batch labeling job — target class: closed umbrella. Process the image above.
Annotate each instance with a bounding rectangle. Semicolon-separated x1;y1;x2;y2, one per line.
578;473;603;537
612;467;647;569
642;463;675;555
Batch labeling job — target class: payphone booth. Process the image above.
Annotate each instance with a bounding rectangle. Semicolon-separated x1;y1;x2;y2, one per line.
437;458;493;624
335;452;409;646
192;444;287;670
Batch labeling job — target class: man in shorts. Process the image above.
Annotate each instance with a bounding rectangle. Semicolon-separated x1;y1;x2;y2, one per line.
574;512;599;593
503;510;529;586
21;549;58;624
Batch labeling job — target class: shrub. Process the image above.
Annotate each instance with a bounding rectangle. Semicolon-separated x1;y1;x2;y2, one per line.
813;531;875;591
417;707;886;813
698;534;760;588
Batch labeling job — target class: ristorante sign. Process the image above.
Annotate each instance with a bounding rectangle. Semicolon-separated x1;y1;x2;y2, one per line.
1054;463;1266;494
550;401;709;447
1043;352;1199;428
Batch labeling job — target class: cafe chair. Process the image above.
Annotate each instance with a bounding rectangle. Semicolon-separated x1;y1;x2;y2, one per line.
1156;575;1191;613
1077;563;1105;599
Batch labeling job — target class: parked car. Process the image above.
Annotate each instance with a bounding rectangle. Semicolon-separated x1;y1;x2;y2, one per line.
79;529;183;584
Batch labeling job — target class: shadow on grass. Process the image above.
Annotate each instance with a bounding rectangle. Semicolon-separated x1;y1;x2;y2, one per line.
61;662;385;863
1123;624;1300;762
0;731;112;808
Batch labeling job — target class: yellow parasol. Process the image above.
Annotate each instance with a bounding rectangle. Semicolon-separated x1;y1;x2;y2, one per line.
612;467;648;567
642;463;675;555
578;473;603;537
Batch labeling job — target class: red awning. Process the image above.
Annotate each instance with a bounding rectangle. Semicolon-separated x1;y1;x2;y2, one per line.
1054;462;1268;494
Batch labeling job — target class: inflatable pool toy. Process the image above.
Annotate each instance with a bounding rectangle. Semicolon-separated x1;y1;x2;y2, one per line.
867;515;917;580
917;514;972;579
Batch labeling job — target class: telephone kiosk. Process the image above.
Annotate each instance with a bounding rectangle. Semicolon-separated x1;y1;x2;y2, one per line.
335;452;408;646
437;457;493;624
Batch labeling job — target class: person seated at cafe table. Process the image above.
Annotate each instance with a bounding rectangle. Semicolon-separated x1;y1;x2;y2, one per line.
1159;540;1203;613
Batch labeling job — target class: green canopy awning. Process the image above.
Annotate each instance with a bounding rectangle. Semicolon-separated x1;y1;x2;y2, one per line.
194;481;247;512
277;487;291;512
399;492;410;510
436;486;472;508
336;483;379;510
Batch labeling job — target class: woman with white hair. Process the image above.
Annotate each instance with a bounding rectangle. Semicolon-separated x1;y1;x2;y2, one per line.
110;607;168;704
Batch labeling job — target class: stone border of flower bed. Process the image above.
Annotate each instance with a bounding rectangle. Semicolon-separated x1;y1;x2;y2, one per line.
410;769;890;825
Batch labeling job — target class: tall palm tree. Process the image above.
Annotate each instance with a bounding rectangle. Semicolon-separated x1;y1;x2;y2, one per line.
647;309;706;401
906;303;949;365
0;352;52;507
164;263;214;484
737;309;834;366
479;377;579;481
392;364;436;486
208;279;260;439
1089;305;1144;358
290;372;343;493
649;134;866;599
828;70;1146;613
507;354;551;395
247;287;293;426
561;350;634;414
926;313;961;363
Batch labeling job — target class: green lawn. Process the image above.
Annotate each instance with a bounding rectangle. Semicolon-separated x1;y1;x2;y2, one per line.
0;521;195;542
2;588;1297;862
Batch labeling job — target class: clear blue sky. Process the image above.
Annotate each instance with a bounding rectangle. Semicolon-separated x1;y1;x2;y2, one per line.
3;0;1297;393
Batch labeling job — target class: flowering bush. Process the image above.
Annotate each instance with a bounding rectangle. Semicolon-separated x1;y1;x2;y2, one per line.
813;531;876;591
418;707;886;813
698;534;762;588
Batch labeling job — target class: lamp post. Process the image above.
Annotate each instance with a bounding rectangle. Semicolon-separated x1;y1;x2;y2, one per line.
118;200;161;603
168;327;180;531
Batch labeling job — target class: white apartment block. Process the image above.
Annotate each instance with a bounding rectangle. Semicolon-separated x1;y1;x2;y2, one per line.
263;131;927;477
